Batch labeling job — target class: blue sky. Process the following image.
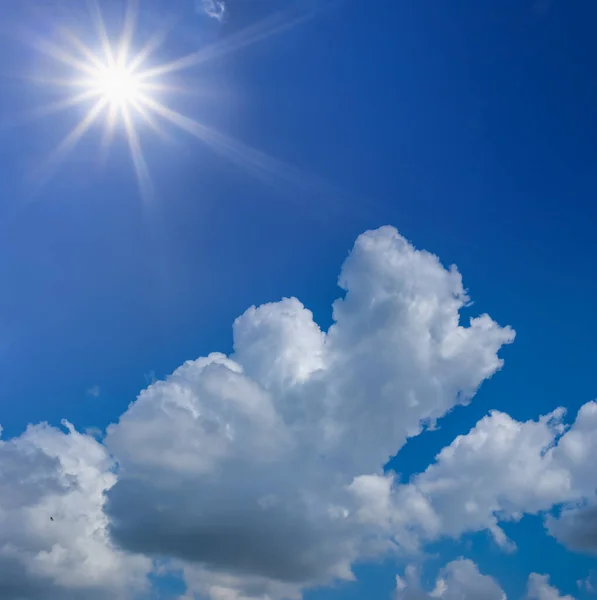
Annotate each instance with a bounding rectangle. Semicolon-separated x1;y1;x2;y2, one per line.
0;0;596;599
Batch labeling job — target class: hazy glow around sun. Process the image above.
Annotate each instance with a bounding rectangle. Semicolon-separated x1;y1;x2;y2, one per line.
28;0;190;195
28;0;321;199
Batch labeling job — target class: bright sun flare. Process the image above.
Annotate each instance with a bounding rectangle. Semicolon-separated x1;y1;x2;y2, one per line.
25;0;198;196
92;65;141;107
26;0;318;199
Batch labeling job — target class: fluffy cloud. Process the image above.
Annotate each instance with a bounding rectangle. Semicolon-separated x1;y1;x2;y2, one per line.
527;574;576;600
545;402;597;554
3;225;595;600
394;559;505;600
103;226;514;598
361;399;597;553
394;562;576;600
0;421;150;599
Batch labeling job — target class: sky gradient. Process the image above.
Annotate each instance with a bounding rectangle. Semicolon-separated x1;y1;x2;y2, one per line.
0;1;596;599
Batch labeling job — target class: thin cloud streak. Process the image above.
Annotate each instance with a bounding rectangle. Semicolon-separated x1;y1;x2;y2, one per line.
140;4;324;80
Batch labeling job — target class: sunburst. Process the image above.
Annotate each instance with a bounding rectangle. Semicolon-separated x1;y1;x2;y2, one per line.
21;0;329;200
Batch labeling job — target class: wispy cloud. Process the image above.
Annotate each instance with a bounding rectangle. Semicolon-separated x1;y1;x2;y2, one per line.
577;571;596;594
197;0;227;21
86;385;101;398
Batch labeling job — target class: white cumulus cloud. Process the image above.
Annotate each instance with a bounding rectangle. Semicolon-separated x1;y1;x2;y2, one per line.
394;562;575;600
359;399;597;554
527;574;576;600
102;226;514;598
0;421;150;599
394;559;506;600
3;225;595;600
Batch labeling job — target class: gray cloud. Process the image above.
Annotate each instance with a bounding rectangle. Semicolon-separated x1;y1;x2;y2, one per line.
107;479;352;583
548;503;597;555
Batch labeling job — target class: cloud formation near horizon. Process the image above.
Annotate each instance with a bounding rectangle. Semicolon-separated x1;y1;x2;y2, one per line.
394;559;506;600
395;561;575;600
0;226;594;600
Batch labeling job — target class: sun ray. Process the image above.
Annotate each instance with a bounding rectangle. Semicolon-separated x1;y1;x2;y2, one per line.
117;0;138;67
31;89;100;117
100;103;119;157
22;0;347;211
126;15;179;73
2;89;101;131
58;27;107;72
24;32;98;77
135;81;187;94
136;94;362;218
25;75;93;89
137;94;299;184
129;99;170;142
87;0;116;68
121;104;153;201
49;98;108;163
138;8;318;81
33;97;108;186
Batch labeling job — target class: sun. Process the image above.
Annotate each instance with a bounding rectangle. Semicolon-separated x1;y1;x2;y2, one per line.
92;64;142;108
25;0;321;200
25;0;180;195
